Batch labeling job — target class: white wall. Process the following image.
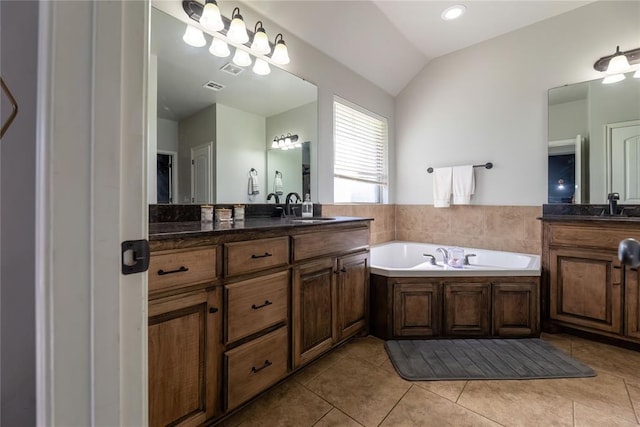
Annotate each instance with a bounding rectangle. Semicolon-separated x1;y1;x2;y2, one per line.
548;99;588;142
157;118;179;152
396;0;640;206
216;104;266;203
1;1;37;424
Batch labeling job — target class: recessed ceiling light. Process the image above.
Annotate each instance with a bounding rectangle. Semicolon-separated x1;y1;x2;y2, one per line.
441;5;466;21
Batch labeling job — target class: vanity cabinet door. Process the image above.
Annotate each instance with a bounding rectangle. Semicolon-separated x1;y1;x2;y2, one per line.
336;251;369;340
148;287;221;427
625;268;640;340
492;282;539;337
443;282;491;336
292;257;337;368
549;248;622;334
393;282;442;337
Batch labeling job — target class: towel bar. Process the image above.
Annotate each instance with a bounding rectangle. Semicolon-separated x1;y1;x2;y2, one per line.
427;162;493;174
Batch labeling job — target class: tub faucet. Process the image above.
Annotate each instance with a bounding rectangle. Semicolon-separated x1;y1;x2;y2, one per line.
436;247;449;265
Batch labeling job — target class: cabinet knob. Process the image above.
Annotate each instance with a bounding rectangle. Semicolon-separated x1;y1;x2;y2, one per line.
209;307;219;314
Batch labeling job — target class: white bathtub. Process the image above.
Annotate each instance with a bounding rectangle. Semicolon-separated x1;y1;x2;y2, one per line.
370;241;540;277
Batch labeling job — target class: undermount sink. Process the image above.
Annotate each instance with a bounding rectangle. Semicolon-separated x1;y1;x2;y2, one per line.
288;217;336;224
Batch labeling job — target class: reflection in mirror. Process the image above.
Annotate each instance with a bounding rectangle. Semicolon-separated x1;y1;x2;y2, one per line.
548;73;640;204
149;5;318;204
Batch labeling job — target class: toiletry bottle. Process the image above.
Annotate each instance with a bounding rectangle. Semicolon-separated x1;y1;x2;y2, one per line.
302;194;313;217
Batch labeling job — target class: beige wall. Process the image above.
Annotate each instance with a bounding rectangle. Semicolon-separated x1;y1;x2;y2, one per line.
324;204;542;255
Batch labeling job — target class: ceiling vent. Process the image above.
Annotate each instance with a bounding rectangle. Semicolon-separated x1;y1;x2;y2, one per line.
220;62;244;76
202;81;225;91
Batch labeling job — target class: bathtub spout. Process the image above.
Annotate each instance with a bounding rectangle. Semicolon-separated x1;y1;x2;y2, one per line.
436;247;449;265
423;254;437;265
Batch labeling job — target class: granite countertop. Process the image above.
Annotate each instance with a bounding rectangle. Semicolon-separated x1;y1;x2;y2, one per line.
149;216;371;240
540;214;640;223
540;204;640;223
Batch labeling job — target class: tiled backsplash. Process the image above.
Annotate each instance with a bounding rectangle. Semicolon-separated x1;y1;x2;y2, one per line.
322;204;542;255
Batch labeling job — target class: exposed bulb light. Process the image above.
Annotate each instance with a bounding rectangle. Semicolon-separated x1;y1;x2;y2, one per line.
272;137;279;149
607;46;631;74
602;73;626;84
271;33;290;65
228;7;249;44
209;37;230;57
441;5;466;21
182;25;206;47
200;0;224;31
232;48;252;67
634;69;640;79
253;58;271;75
251;21;271;55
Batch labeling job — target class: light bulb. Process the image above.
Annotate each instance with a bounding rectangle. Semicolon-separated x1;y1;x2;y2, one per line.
284;135;292;145
232;48;252;67
606;47;631;74
228;8;249;44
272;138;279;149
209;37;230;57
602;74;626;84
271;34;290;65
253;58;271;75
182;25;206;47
441;5;466;21
634;69;640;79
251;23;271;55
200;0;224;31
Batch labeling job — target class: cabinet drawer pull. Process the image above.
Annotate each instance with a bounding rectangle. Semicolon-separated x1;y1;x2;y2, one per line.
251;359;272;374
251;300;273;310
251;252;273;259
157;266;189;276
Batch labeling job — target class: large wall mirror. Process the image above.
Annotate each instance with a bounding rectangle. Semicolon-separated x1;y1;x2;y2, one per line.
548;74;640;204
149;3;318;204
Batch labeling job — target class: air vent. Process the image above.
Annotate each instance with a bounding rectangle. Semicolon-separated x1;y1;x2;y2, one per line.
203;81;225;92
220;63;244;76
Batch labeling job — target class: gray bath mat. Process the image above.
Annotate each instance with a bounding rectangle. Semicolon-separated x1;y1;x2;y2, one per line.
385;339;596;381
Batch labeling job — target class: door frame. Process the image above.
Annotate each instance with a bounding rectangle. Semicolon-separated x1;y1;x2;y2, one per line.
157;149;178;203
191;141;213;204
35;1;148;425
605;119;640;200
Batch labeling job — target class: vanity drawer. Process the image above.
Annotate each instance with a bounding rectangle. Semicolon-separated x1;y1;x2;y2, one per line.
149;247;217;293
226;271;289;343
224;237;289;276
549;225;640;251
292;227;370;261
225;326;288;410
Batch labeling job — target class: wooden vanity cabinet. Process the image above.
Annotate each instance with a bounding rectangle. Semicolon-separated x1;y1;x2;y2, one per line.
492;281;539;337
392;281;441;337
337;251;370;339
148;287;221;427
625;268;640;340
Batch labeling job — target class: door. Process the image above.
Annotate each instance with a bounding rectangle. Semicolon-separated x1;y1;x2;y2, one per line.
492;282;539;337
549;248;622;334
393;282;441;337
191;142;212;204
443;283;491;336
336;252;369;340
157;153;173;203
625;268;640;340
607;120;640;203
292;258;337;368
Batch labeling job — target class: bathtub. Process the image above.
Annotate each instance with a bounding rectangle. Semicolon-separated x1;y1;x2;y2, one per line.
370;241;540;277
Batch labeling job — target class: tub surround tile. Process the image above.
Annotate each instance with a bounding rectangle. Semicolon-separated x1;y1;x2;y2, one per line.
380;385;499;427
483;206;525;239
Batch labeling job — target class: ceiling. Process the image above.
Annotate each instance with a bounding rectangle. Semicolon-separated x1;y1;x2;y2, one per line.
244;0;593;95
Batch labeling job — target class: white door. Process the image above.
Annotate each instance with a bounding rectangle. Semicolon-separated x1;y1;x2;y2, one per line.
36;1;148;426
191;142;212;204
607;120;640;204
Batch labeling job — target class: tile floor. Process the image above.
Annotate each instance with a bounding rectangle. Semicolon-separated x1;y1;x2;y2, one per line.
222;334;640;427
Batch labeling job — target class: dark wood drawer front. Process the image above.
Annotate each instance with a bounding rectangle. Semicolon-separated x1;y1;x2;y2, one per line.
225;237;289;277
226;271;289;343
292;228;369;261
225;327;288;410
549;225;640;251
149;247;217;293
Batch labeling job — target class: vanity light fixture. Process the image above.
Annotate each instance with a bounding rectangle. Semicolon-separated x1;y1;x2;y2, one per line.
232;48;252;67
209;36;230;57
183;24;206;47
200;0;224;31
606;46;630;74
227;7;249;44
441;5;466;21
253;58;271;75
602;74;626;85
272;133;299;150
594;45;640;84
251;21;271;55
271;33;290;65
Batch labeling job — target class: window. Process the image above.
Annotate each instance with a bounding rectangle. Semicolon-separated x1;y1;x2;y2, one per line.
333;97;388;203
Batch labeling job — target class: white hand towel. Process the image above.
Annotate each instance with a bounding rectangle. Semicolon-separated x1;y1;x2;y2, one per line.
248;170;260;195
453;165;475;204
433;167;453;208
274;172;283;195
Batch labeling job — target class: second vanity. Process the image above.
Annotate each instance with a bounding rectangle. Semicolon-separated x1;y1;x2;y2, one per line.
147;214;371;427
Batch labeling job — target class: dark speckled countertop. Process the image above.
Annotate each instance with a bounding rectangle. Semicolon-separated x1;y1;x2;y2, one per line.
149;216;371;240
541;204;640;223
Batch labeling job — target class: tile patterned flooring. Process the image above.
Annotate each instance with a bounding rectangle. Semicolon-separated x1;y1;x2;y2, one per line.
223;334;640;427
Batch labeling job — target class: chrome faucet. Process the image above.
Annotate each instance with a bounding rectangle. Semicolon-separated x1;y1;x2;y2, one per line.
284;192;301;216
608;192;620;215
266;192;280;204
435;247;449;265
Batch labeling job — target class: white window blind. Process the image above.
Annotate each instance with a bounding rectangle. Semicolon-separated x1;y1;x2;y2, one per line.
334;98;387;203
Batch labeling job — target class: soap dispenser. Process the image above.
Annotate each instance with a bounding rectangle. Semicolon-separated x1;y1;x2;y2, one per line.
302;194;313;217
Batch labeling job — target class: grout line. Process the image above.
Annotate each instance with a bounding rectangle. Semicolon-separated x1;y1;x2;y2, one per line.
572;401;576;427
623;379;640;425
309;405;335;427
455;380;469;404
376;384;413;426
